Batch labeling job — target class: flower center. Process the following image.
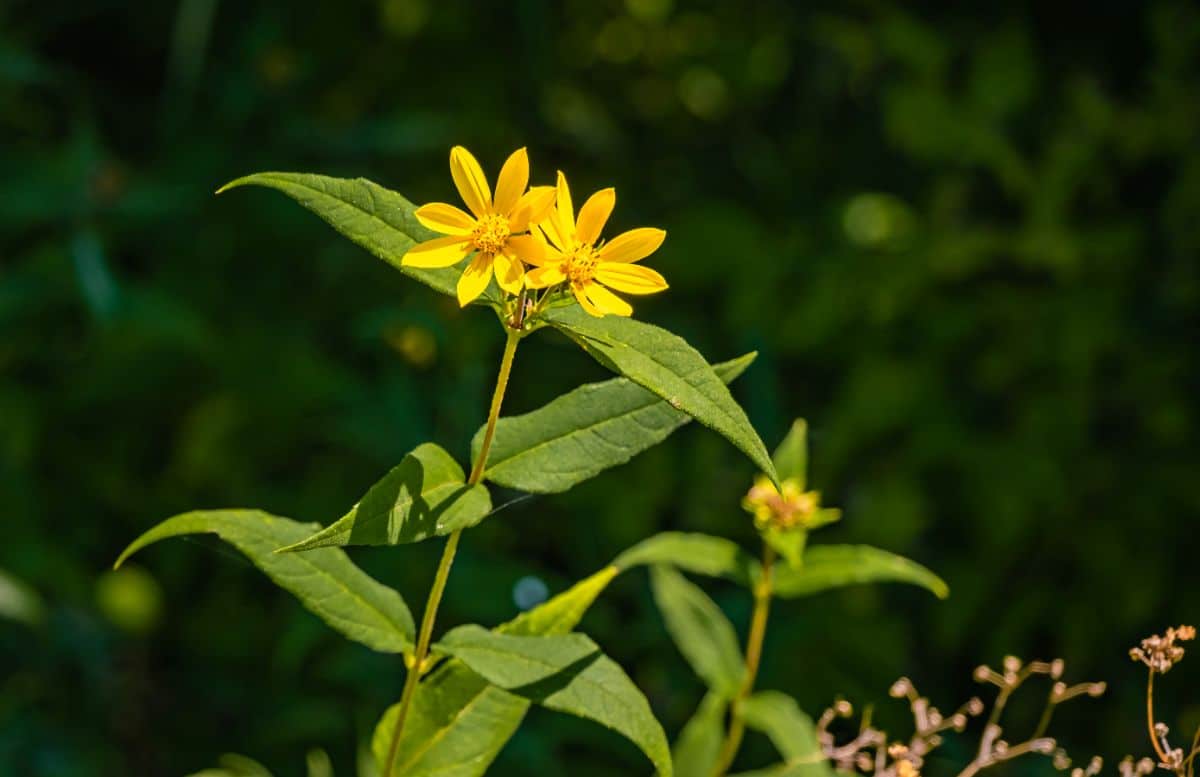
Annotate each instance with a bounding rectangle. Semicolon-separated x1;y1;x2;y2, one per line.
471;214;510;255
742;477;820;530
563;245;600;286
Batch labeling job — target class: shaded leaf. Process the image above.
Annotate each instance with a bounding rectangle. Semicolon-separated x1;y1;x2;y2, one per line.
650;565;744;697
614;531;759;587
672;692;727;777
478;353;756;493
0;568;44;626
762;526;807;570
278;443;492;552
740;691;826;765
435;626;672;777
217;172;494;304
116;510;414;653
773;545;948;600
543;306;777;482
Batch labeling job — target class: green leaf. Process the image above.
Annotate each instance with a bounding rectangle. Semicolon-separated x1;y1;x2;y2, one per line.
772;419;808;488
614;532;759;587
0;568;44;626
116;510;414;653
277;443;492;552
478;353;756;494
740;691;826;764
372;566;620;776
761;527;807;570
729;762;831;777
216;172;493;304
672;692;727;777
543;306;777;483
435;626;672;777
434;625;599;687
772;544;948;600
187;754;275;777
650;565;744;698
306;750;334;777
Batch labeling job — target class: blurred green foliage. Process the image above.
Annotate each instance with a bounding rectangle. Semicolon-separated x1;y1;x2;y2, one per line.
2;1;1198;774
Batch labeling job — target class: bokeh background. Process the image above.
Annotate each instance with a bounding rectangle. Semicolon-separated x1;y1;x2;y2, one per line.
3;0;1199;774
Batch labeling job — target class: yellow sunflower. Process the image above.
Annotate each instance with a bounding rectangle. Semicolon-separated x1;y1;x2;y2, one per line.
524;171;668;317
402;146;555;306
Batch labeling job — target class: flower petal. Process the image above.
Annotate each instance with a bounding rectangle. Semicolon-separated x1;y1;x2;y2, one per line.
493;147;529;216
493;251;525;295
545;170;575;248
450;146;492;218
583;282;633;317
575;188;615;246
572;283;605;316
593;262;668;295
598;227;667;263
402;235;473;268
456;252;493;306
526;265;567;288
415;203;476;235
505;233;545;266
510;186;556;232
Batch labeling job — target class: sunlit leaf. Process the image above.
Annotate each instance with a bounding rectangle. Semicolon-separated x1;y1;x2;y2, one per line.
478;353;756;493
740;691;827;766
671;692;727;776
116;510;414;653
771;419;808;488
772;545;948;600
543;306;777;483
277;443;492;552
614;532;759;587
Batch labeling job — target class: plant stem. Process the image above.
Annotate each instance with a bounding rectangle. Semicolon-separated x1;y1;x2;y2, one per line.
711;543;777;777
1148;669;1171;765
382;328;521;777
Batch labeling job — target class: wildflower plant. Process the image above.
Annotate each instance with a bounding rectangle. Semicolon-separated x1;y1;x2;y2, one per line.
116;147;804;777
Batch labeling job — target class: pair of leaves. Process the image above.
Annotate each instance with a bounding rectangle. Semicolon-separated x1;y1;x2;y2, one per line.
370;566;675;777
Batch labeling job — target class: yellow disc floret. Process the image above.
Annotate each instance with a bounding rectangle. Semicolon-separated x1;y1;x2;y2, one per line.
742;475;820;531
471;213;511;255
564;244;601;286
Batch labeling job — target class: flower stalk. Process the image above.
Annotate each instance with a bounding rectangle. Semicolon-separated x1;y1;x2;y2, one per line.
382;327;521;777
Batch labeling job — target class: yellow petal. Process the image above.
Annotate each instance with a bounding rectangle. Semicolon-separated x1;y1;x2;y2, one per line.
506;234;545;266
575;188;615;246
493;147;529;216
456;252;493;306
594;263;668;295
493;251;525;294
583;282;633;317
546;170;575;247
598;227;666;263
526;265;567;288
572;283;604;316
402;235;473;268
415;203;476;235
510;186;556;232
450;146;492;218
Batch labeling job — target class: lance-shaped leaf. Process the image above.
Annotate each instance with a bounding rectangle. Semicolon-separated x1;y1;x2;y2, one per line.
277;443;492;552
614;532;759;588
543;306;777;483
217;172;495;304
434;625;672;777
476;353;756;493
372;567;620;776
772;419;809;488
117;510;415;653
741;691;828;767
672;692;727;777
772;545;949;600
651;565;744;698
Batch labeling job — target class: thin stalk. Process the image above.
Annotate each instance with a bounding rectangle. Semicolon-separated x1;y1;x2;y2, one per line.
382;328;521;777
1148;669;1171;765
710;543;777;777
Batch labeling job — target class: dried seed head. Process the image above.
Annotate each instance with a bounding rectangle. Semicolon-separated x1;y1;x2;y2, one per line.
890;678;913;698
1130;625;1195;674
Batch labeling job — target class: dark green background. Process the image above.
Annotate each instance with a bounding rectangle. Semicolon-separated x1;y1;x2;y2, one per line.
2;1;1197;774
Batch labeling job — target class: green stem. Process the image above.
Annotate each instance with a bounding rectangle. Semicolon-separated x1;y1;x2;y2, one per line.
382;328;521;777
710;543;776;777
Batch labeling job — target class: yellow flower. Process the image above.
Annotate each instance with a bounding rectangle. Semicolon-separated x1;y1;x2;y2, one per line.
524;171;668;317
402;146;556;307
